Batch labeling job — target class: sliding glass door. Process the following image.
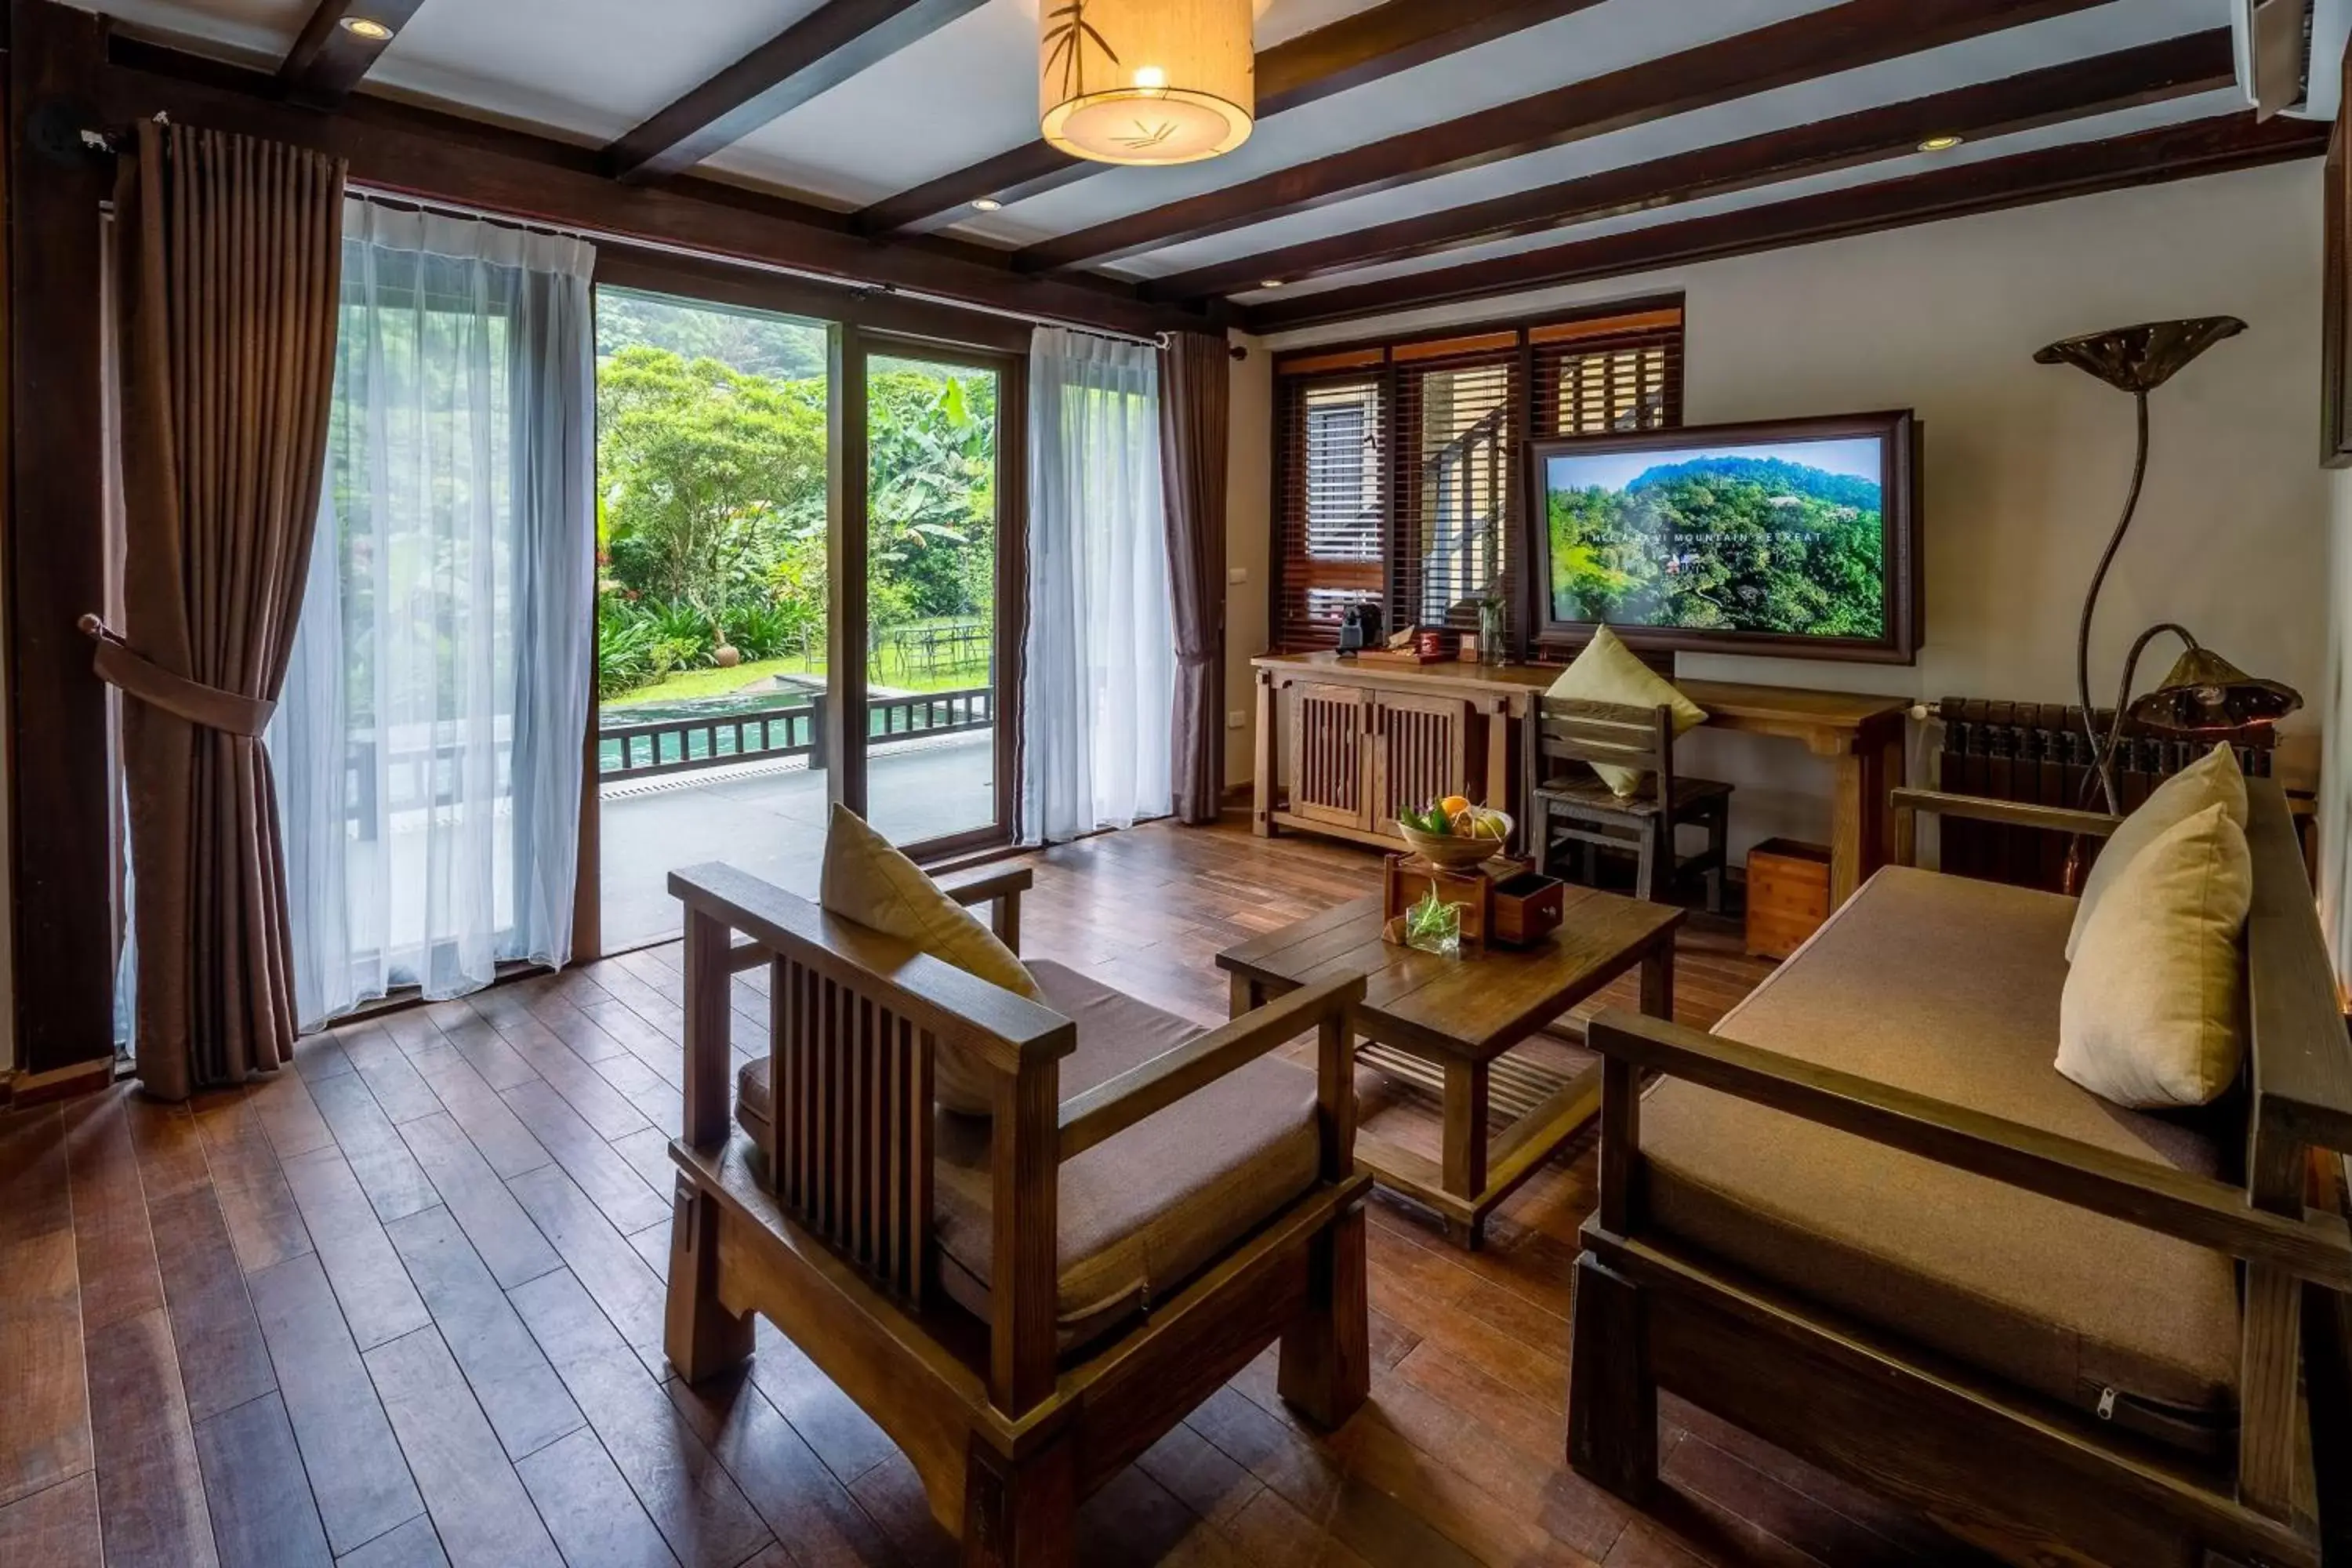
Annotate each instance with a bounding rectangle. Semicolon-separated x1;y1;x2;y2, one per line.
855;338;1018;855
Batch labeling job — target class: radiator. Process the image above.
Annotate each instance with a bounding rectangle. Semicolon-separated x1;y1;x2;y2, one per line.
1932;699;2274;893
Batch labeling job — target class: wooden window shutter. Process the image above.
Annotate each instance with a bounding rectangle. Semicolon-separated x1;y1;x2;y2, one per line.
1391;349;1519;637
1272;372;1387;650
1532;309;1684;437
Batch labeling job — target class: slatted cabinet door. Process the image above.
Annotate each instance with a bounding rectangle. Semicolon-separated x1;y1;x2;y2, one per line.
1372;691;1472;835
1289;682;1372;829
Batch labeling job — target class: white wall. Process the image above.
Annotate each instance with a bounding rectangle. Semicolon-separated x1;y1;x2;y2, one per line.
1235;160;2330;856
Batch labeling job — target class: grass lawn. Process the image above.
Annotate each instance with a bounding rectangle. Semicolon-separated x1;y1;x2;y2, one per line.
603;647;994;709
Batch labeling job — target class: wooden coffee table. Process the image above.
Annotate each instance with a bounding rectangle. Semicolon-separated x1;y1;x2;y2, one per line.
1218;888;1683;1249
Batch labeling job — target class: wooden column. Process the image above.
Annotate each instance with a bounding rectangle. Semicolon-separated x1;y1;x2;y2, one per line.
7;1;116;1073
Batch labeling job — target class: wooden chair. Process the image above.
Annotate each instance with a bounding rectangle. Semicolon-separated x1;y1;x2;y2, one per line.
1566;782;2352;1568
1526;698;1733;910
662;861;1372;1568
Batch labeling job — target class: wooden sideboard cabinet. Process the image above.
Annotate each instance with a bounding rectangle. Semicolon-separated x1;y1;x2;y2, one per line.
1252;652;1913;909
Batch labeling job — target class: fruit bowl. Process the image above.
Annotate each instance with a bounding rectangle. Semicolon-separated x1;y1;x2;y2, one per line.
1397;811;1514;870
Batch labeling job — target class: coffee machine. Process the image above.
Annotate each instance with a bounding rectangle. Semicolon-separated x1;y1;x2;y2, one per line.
1338;601;1384;653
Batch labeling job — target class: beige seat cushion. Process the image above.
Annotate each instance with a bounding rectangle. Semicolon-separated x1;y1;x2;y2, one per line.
818;802;1041;1114
2059;804;2252;1109
2067;742;2245;961
1544;625;1706;797
735;959;1320;1353
1639;866;2240;1448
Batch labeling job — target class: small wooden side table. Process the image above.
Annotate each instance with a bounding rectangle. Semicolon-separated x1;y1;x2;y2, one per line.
1217;889;1683;1249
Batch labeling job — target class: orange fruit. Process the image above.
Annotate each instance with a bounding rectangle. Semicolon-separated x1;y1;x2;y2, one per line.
1438;794;1473;818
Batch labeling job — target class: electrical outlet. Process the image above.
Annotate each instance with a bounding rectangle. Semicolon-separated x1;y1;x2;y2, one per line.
1226;566;1247;585
1227;710;1247;730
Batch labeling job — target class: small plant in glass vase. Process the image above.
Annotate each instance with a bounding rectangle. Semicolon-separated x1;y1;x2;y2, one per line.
1472;583;1507;665
1403;887;1465;958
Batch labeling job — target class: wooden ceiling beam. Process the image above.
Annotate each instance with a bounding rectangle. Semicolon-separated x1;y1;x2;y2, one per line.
604;0;989;184
1014;0;2114;275
848;0;1607;238
277;0;426;108
1158;29;2237;303
1243;111;2327;333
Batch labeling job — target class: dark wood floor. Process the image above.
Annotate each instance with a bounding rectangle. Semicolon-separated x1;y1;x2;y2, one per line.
0;813;1993;1568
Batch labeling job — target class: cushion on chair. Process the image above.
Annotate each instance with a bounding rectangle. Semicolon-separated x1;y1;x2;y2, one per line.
2058;803;2252;1109
818;801;1042;1115
2065;742;2245;961
1637;866;2241;1448
1536;771;1731;817
1543;625;1706;797
735;959;1322;1354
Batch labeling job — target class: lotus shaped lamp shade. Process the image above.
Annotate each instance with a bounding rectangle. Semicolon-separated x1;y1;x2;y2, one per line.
2031;317;2247;394
1040;0;1255;165
2125;644;2303;735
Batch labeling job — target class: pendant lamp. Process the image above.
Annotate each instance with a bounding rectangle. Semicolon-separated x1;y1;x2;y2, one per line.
1040;0;1255;166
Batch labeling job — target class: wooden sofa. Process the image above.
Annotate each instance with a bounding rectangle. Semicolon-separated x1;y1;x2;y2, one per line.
1568;778;2351;1568
662;861;1373;1568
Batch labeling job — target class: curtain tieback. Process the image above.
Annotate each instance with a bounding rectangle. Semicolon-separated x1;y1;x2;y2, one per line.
79;615;276;738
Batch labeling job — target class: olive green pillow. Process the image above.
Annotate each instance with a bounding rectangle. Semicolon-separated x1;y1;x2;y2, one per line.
2066;742;2245;962
2056;802;2251;1109
1542;626;1707;797
818;803;1042;1115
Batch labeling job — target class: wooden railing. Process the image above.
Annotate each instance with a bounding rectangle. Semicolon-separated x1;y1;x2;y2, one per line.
599;687;993;782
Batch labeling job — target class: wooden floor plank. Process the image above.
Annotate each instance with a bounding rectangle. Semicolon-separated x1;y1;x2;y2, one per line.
193;1392;334;1568
385;1204;586;1463
506;1164;670;1373
510;1268;773;1568
500;1079;668;1235
281;1147;434;1350
396;1112;562;1289
745;1320;902;1489
343;1022;452;1125
336;1512;452;1567
63;1087;165;1334
307;1069;445;1224
666;1367;902;1568
0;1472;103;1568
514;1425;682;1568
146;1185;279;1424
249;1066;339;1161
249;1252;427;1555
407;1047;555;1179
85;1305;218;1567
191;1088;314;1274
0;1105;92;1512
364;1327;565;1568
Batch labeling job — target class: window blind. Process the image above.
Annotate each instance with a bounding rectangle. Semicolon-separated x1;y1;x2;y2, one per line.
1270;301;1682;654
1273;373;1387;650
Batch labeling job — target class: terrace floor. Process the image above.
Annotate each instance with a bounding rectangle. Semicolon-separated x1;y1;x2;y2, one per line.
598;729;997;949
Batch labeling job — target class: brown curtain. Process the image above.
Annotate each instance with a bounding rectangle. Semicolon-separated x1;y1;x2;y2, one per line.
103;122;346;1099
1158;332;1230;825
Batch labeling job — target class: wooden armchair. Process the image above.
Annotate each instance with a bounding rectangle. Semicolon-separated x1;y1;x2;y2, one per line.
1566;782;2352;1568
662;861;1373;1568
1526;697;1733;909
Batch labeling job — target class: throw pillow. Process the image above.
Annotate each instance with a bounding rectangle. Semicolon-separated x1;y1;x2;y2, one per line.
2065;742;2246;961
1543;625;1707;797
819;803;1044;1115
2056;801;2252;1109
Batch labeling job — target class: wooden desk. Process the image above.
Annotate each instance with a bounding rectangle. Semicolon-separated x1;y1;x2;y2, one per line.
1218;891;1682;1249
1251;653;1909;907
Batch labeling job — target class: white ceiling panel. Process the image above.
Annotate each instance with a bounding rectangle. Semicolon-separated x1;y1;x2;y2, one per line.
1116;0;2218;278
1228;86;2249;307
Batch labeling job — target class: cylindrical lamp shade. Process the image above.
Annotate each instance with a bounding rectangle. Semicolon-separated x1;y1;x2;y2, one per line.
1040;0;1254;166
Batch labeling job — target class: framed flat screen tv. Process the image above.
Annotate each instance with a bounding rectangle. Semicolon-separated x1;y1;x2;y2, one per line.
1528;411;1922;663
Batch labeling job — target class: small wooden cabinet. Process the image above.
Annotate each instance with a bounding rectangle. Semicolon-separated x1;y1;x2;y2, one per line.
1260;662;1517;851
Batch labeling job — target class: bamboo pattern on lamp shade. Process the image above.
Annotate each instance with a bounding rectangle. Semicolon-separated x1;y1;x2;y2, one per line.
1038;0;1257;166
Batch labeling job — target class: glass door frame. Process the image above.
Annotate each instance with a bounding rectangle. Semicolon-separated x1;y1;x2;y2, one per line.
572;250;1033;961
831;324;1026;864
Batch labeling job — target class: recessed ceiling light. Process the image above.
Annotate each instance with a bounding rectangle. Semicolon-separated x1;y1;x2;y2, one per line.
971;198;1004;212
1259;278;1285;289
339;16;395;41
1917;134;1964;153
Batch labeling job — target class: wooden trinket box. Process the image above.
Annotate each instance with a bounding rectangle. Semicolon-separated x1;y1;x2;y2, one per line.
1745;837;1831;959
1383;853;1561;949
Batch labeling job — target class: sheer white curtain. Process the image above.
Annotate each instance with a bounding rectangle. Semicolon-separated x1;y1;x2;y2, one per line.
273;198;597;1026
1023;328;1174;843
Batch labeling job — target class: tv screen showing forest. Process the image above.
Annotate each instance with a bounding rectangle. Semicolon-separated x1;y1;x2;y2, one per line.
1541;435;1889;641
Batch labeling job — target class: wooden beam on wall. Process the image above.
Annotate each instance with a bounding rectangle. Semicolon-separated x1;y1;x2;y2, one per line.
1158;28;2237;303
1013;0;2114;275
849;0;1606;238
278;0;426;108
100;36;1215;339
604;0;989;184
1244;111;2328;332
7;0;117;1073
